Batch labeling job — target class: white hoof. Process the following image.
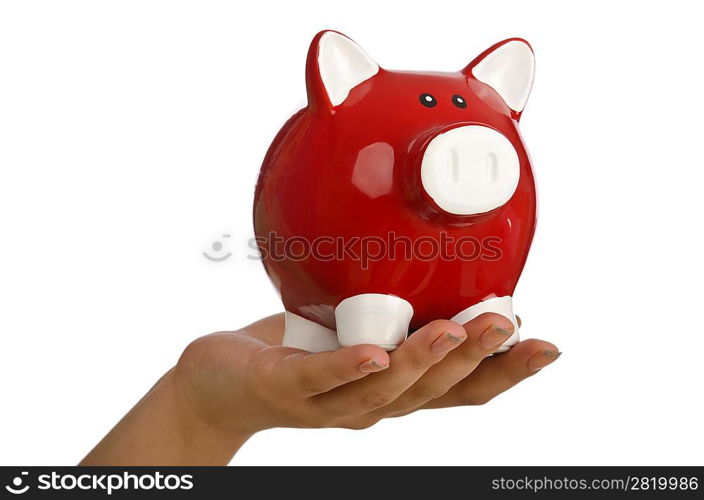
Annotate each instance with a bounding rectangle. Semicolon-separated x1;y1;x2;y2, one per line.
451;296;519;353
335;294;413;350
282;311;341;352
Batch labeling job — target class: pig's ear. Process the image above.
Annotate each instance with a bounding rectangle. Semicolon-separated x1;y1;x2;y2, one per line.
463;39;535;115
306;31;380;111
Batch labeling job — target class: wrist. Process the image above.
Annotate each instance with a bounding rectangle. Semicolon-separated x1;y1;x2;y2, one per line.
165;368;253;464
80;367;252;465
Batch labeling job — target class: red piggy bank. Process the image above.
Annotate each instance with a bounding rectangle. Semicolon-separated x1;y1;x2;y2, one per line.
254;30;537;353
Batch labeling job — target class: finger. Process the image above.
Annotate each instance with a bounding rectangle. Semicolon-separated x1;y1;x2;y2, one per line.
362;312;515;418
282;345;391;397
423;339;561;409
312;319;467;416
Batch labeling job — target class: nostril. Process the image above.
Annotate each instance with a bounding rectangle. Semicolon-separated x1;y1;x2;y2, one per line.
450;149;460;182
486;152;499;183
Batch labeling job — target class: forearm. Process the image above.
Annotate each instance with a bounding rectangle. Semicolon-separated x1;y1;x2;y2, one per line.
80;368;252;465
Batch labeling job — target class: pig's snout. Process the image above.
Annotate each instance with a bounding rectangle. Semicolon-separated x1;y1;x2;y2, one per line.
420;125;519;215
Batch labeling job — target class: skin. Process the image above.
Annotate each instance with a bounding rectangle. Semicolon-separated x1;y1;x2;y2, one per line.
80;313;560;465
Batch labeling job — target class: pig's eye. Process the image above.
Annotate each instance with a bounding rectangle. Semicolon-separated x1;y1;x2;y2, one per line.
419;93;437;108
452;94;467;109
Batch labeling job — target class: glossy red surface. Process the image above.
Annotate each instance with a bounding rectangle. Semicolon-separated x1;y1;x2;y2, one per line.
253;32;537;331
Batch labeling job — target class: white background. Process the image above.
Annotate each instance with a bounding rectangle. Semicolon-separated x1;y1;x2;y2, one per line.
1;0;703;465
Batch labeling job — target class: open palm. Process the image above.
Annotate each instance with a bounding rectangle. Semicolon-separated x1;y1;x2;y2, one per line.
173;312;560;434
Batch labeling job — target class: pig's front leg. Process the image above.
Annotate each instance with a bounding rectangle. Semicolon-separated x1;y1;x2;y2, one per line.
451;296;519;353
282;311;341;353
335;294;414;351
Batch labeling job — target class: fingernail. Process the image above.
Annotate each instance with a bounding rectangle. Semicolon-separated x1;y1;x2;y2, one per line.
479;324;514;349
359;359;389;373
527;349;562;371
431;331;467;356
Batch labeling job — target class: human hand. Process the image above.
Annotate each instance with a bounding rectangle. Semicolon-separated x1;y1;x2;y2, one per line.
173;312;560;439
81;312;560;465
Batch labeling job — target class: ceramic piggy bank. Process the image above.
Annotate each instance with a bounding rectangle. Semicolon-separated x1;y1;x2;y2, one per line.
253;30;537;353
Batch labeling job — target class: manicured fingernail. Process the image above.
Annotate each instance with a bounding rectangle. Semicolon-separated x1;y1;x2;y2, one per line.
527;349;562;371
431;331;467;356
479;324;514;349
359;359;389;373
